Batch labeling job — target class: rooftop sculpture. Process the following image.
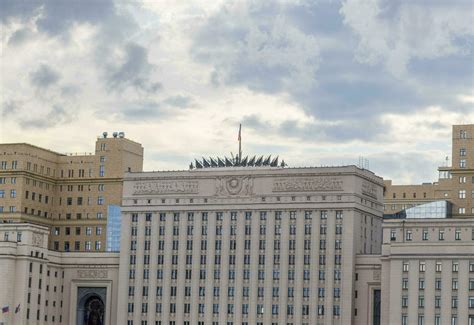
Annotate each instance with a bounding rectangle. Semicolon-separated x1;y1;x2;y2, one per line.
189;124;286;169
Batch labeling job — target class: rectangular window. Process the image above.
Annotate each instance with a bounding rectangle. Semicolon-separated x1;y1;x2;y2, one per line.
422;229;428;240
402;278;408;289
390;230;396;241
419;279;425;289
439;230;445;240
402;315;408;325
452;279;458;290
418;296;424;308
320;210;327;219
434;296;441;308
418;315;424;325
468;296;474;308
453;262;459;272
403;262;409;272
451;296;458;308
419;262;426;272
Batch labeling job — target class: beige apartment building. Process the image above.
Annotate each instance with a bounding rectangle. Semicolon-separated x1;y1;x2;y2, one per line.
0;132;143;251
384;124;474;218
117;165;384;325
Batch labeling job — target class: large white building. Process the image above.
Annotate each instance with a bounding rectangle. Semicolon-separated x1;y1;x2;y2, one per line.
117;165;384;325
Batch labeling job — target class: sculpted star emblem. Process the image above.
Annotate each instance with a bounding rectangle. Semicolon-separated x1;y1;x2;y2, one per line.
215;176;254;196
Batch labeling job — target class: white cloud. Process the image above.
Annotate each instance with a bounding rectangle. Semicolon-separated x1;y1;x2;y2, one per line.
458;94;474;103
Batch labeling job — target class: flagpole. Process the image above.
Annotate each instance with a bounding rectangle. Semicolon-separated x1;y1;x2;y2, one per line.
238;124;242;163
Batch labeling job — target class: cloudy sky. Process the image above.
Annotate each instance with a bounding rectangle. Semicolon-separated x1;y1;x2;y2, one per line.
1;0;473;184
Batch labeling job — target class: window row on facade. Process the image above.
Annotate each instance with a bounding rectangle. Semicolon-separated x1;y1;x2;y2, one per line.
391;228;474;242
127;302;342;317
402;260;474;273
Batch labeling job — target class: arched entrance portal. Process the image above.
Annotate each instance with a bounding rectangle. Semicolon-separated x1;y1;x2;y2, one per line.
83;295;104;325
76;287;106;325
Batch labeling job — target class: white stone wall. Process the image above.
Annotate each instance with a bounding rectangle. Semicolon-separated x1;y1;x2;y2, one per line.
0;223;119;325
381;218;474;325
118;166;384;325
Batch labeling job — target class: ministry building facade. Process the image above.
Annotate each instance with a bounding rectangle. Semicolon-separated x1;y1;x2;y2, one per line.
117;165;384;325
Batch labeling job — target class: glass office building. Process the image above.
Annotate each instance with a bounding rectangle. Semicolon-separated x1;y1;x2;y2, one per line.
106;205;122;252
404;200;452;219
384;200;452;219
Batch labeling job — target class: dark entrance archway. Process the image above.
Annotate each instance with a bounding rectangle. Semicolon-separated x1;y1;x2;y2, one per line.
83;295;104;325
76;287;106;325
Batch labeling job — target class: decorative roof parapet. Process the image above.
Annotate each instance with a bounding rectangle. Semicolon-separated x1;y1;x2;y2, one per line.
190;155;286;169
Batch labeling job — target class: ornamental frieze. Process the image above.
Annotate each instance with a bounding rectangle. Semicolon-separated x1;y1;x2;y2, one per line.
361;181;377;198
215;176;254;196
133;181;199;195
273;177;343;192
77;269;109;279
32;233;44;247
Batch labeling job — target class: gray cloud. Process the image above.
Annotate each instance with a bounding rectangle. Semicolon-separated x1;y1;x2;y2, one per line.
0;0;115;37
1;0;472;185
242;114;389;143
340;0;474;76
191;0;473;142
192;2;320;94
2;101;20;118
0;1;40;23
106;43;162;93
96;95;194;122
2;0;145;94
19;105;74;129
7;28;34;46
164;95;192;108
29;64;60;88
95;101;163;122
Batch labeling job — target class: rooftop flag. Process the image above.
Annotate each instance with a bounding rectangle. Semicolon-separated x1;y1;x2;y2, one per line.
238;124;242;162
2;305;9;313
